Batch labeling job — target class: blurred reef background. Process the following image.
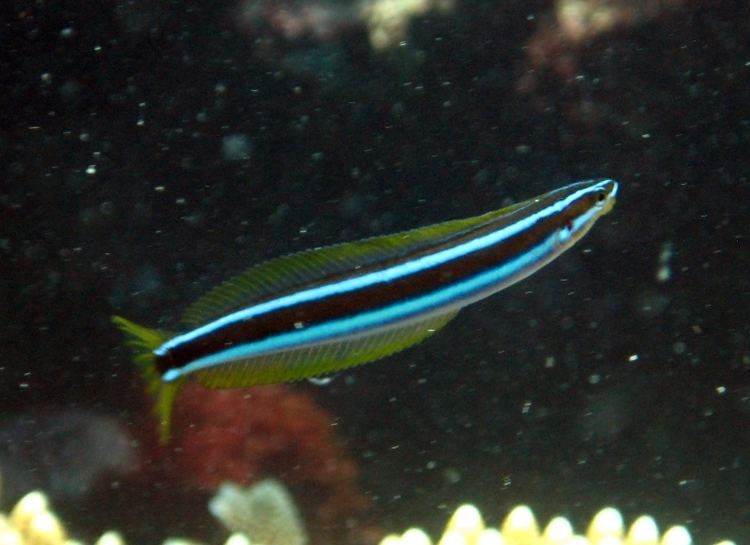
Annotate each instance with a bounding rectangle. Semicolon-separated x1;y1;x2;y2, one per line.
1;1;748;544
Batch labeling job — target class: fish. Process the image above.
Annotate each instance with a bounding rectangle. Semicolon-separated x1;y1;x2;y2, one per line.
113;178;618;440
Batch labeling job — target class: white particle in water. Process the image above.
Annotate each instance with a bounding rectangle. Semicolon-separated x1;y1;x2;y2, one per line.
308;376;334;386
222;134;252;161
656;241;674;282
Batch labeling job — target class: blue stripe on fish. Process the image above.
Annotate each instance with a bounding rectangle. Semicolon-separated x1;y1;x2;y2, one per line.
159;180;615;357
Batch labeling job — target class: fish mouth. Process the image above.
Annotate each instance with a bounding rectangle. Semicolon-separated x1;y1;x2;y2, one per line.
601;179;618;215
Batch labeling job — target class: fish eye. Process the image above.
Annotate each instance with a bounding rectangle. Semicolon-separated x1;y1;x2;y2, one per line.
596;190;607;203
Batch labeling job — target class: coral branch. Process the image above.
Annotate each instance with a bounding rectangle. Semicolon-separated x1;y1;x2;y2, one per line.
167;384;368;534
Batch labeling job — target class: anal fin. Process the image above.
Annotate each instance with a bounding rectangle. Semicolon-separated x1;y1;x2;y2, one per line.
195;309;460;388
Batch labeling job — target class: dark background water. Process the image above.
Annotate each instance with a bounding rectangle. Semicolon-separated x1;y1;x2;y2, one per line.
1;0;748;544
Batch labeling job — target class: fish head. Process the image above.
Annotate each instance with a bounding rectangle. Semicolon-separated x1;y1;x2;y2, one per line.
554;178;618;248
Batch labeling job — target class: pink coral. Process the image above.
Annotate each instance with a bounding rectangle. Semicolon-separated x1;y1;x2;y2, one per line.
166;383;368;533
233;0;361;41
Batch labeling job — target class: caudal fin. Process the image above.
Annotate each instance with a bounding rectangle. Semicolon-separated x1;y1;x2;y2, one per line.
111;315;182;442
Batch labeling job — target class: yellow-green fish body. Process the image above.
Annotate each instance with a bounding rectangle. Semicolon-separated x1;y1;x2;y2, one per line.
114;179;618;440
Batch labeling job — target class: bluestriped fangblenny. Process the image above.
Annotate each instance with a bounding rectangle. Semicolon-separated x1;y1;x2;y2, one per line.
113;179;618;440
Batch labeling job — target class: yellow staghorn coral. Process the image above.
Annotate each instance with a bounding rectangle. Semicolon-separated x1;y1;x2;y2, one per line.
2;491;68;545
0;479;296;545
0;471;739;545
377;504;737;545
0;482;127;545
1;490;77;545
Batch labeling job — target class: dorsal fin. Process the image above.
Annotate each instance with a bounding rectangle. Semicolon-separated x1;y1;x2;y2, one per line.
181;198;532;327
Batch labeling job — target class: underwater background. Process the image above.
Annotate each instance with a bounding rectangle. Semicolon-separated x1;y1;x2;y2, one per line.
1;1;748;544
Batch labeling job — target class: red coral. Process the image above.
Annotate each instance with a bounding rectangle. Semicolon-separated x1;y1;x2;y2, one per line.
166;383;368;532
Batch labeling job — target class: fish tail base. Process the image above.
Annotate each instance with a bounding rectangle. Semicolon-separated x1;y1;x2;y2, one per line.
111;315;179;442
154;379;182;442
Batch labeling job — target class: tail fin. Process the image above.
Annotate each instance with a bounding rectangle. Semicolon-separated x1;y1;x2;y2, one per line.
111;315;182;442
